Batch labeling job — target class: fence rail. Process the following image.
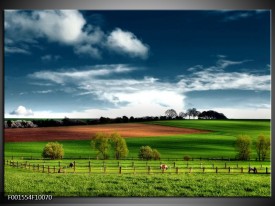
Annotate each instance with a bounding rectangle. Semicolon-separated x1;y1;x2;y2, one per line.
5;160;271;175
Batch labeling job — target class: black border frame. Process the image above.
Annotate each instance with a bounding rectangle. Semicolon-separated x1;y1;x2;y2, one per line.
0;0;273;205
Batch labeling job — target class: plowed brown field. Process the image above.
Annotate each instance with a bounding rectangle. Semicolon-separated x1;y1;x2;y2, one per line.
4;123;209;142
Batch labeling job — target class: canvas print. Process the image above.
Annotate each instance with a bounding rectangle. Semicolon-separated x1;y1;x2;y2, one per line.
4;10;271;197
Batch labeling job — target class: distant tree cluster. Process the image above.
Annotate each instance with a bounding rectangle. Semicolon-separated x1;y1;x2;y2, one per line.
4;120;38;128
164;108;227;120
198;110;227;120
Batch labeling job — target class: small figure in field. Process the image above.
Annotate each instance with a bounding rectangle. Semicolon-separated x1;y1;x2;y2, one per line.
69;162;74;168
160;164;168;170
248;167;257;174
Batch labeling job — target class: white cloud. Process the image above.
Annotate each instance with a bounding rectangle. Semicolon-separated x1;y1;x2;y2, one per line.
5;10;150;59
9;105;34;116
74;44;101;58
178;70;270;92
41;54;61;61
5;46;30;54
32;90;53;94
106;28;149;59
29;64;135;84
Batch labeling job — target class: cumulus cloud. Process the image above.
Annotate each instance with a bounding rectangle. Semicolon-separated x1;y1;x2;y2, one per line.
106;28;149;59
9;105;34;116
5;10;150;59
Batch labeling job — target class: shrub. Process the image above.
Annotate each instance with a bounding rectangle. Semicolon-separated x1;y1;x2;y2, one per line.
152;149;161;160
42;142;64;159
138;146;153;160
183;155;191;161
138;146;161;160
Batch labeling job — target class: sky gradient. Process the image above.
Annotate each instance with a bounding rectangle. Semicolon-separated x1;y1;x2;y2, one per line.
4;10;271;119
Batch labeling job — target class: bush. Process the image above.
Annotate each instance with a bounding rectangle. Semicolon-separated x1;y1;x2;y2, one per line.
152;149;161;160
42;142;64;159
138;146;161;160
183;155;191;161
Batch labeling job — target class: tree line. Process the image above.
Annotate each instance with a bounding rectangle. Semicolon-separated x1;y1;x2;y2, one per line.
5;108;227;129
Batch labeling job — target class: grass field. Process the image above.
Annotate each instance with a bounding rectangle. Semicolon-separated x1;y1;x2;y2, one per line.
5;166;270;197
4;120;271;197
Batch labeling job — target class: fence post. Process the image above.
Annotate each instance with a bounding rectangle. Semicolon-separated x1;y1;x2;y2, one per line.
58;161;61;168
186;162;189;168
212;164;214;169
189;167;192;173
241;167;243;173
148;166;151;175
228;167;231;173
176;167;179;174
73;161;76;173
215;167;218;173
42;164;45;173
173;162;176;168
236;163;238;168
202;167;205;173
266;167;268;174
119;166;122;174
133;166;136;174
89;161;91;174
224;162;227;169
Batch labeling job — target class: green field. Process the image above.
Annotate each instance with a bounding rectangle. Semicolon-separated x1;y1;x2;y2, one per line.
5;120;271;159
5;166;271;197
4;120;271;197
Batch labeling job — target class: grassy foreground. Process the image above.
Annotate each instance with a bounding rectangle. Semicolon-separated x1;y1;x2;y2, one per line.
5;166;271;197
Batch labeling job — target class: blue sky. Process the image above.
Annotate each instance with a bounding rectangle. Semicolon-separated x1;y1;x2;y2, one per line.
4;10;271;119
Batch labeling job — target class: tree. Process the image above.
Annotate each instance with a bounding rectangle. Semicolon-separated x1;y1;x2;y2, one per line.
42;142;64;159
91;132;111;159
186;108;195;119
152;149;161;160
111;133;129;160
165;109;177;119
198;110;227;120
235;135;252;160
255;135;270;161
179;112;187;119
138;146;153;160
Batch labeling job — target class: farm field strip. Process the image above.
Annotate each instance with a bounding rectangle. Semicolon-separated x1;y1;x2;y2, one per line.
4;123;208;142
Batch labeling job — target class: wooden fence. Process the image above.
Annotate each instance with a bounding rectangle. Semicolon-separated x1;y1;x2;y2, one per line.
5;160;270;175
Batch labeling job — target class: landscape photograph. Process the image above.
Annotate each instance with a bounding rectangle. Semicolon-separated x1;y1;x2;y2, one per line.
4;10;271;197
